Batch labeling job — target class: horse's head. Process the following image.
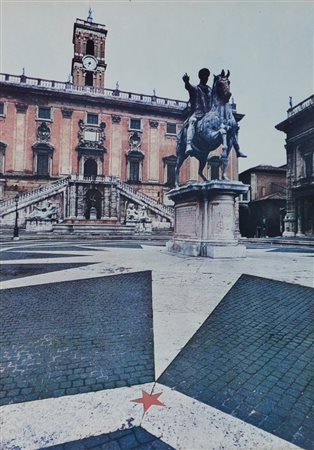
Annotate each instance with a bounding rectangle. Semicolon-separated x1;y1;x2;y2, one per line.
213;69;232;104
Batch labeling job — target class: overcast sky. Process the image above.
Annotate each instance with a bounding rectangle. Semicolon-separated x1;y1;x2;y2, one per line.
0;0;313;172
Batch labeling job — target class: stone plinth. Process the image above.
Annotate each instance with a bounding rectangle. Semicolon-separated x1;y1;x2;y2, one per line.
26;218;58;232
167;181;249;258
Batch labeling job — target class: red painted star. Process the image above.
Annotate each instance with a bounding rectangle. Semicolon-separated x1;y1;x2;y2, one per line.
130;390;166;413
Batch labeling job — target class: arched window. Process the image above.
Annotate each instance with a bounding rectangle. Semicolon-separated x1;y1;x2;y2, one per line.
85;72;93;87
86;39;95;56
84;158;97;178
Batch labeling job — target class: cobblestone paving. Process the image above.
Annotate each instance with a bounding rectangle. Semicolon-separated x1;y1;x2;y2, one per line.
159;275;314;449
2;244;101;256
0;271;154;405
1;251;85;260
268;248;314;254
0;263;94;281
40;427;174;450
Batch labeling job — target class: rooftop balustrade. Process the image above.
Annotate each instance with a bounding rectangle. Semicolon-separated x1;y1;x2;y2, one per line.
287;95;314;117
0;73;187;109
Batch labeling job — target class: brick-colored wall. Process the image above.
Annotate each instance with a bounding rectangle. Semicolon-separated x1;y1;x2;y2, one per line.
0;88;239;200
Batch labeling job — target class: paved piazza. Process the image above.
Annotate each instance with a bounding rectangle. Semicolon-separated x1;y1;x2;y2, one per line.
0;238;313;450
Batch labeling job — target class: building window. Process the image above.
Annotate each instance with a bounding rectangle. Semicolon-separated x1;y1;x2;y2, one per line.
126;149;144;183
37;154;49;176
84;158;98;178
163;155;177;187
129;118;141;130
304;152;314;178
87;113;99;125
37;107;52;120
0;102;6;117
129;161;140;181
166;122;177;135
86;39;95;56
85;72;93;87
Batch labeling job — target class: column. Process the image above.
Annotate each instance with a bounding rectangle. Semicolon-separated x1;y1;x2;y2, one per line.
296;198;304;236
148;122;159;182
14;104;28;172
110;116;122;177
76;185;84;218
60;109;73;175
283;145;296;236
110;185;118;219
103;186;110;218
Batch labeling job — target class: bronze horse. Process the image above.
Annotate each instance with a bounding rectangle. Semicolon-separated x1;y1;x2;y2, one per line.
175;70;243;186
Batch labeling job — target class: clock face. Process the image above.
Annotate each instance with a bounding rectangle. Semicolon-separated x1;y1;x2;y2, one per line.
82;55;98;71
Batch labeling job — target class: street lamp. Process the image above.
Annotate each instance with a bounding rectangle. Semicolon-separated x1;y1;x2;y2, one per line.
13;193;19;240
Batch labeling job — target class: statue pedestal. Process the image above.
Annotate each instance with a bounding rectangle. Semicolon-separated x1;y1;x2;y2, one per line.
26;218;58;232
166;181;249;258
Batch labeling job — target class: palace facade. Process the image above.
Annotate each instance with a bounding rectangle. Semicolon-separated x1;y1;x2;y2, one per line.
275;95;314;237
239;165;287;237
0;15;241;230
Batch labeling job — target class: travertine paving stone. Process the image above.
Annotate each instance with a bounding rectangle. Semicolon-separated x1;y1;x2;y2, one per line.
0;271;154;405
40;427;174;450
159;275;314;450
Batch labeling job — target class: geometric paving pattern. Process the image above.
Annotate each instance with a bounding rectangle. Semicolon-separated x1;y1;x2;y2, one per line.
0;262;95;281
40;426;175;449
0;271;154;405
268;248;314;254
1;251;87;260
159;275;314;450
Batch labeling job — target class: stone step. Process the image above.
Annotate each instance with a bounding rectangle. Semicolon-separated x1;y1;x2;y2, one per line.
52;223;136;235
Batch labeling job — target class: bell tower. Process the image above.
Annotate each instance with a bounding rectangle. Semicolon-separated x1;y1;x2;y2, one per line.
71;10;107;89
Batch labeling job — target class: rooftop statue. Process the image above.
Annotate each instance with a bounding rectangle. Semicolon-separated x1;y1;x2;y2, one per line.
176;69;246;186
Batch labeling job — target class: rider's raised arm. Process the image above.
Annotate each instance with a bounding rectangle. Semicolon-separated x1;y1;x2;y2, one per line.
182;73;193;92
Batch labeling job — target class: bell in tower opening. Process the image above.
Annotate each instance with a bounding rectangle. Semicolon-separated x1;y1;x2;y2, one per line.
71;12;108;90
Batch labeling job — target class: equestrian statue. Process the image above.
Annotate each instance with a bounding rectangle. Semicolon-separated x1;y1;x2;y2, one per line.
175;68;246;187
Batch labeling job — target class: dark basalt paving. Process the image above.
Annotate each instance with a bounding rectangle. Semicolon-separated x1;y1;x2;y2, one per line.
4;245;98;252
158;275;314;450
0;271;154;405
85;242;143;249
268;247;314;254
0;262;95;281
1;251;86;260
40;427;174;450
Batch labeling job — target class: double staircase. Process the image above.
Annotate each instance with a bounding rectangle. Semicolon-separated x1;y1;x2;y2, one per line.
114;178;174;222
0;176;70;218
0;175;174;232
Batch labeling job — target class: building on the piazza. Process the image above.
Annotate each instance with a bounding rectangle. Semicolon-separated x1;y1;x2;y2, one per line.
0;14;242;232
239;165;287;238
275;95;314;237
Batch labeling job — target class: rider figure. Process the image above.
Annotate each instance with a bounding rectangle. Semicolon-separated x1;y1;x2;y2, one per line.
183;68;212;156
